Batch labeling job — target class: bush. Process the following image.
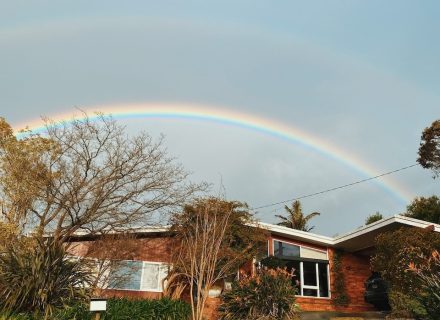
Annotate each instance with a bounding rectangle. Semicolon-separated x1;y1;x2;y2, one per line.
53;298;191;320
0;238;91;319
220;268;299;320
371;227;440;319
387;290;428;319
409;250;440;319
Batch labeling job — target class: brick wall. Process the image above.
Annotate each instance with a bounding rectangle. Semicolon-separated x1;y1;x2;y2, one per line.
67;234;172;299
68;232;376;318
268;235;375;313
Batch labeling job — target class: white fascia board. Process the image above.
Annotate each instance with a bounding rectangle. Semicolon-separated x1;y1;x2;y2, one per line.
256;222;335;246
333;215;440;244
71;225;171;237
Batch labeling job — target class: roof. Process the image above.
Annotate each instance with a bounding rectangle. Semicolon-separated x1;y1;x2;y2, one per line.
259;215;440;253
69;215;440;253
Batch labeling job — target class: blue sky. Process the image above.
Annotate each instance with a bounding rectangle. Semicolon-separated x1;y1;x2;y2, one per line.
1;1;439;235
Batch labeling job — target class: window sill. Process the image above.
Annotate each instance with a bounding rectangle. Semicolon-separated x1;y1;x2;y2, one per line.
295;295;331;300
106;288;163;293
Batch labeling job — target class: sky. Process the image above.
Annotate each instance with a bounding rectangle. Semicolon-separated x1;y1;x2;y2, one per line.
1;0;439;236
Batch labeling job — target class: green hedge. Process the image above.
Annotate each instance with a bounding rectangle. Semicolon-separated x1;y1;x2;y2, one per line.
1;298;191;320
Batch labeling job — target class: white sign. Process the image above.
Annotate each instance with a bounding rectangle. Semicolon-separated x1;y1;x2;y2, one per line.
90;299;107;312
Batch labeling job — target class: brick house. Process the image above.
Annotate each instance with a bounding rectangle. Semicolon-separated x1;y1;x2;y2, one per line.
67;215;440;316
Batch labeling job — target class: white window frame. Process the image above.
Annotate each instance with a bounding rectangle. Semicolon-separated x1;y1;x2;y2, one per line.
140;261;168;292
271;238;331;299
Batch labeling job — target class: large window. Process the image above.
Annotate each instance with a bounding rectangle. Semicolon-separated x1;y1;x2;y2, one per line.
273;240;330;298
108;260;168;292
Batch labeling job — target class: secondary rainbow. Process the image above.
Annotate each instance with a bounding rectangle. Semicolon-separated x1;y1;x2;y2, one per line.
12;103;414;204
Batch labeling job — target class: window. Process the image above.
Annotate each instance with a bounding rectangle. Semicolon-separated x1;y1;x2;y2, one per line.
273;239;330;298
108;260;168;292
274;240;300;259
108;260;142;290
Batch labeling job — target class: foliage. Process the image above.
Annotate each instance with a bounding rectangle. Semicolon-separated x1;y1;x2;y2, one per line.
275;200;320;232
169;197;268;320
371;227;440;318
409;250;440;319
220;267;299;320
0;238;91;319
0;298;191;320
387;290;428;319
405;195;440;224
0;221;33;252
259;256;287;269
331;250;350;306
365;212;383;225
54;298;191;320
371;227;440;292
0;114;205;243
418;119;440;177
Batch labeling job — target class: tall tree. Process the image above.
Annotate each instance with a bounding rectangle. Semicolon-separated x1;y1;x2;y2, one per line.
404;195;440;225
276;200;320;231
365;212;383;225
0;113;205;243
418;119;440;177
169;197;267;320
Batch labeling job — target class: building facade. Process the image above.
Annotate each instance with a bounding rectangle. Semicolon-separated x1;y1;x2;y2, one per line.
67;215;440;317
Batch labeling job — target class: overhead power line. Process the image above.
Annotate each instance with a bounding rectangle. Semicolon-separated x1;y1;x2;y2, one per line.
251;163;419;211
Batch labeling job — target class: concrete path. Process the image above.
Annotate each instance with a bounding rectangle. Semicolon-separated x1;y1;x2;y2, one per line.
300;311;390;320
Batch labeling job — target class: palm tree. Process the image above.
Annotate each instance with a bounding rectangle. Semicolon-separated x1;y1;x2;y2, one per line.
275;200;320;232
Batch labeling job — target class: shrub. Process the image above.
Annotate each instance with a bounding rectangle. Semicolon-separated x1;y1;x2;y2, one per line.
387;290;428;319
0;239;91;319
371;227;440;318
53;298;191;320
220;268;299;320
409;250;440;319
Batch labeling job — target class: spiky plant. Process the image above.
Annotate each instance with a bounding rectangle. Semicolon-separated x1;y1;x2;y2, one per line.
0;238;91;319
220;268;299;320
275;200;320;232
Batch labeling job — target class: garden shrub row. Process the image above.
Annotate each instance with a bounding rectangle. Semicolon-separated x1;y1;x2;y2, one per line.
1;298;191;320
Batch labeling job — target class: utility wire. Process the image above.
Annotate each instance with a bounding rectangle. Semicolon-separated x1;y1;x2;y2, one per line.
251;163;419;210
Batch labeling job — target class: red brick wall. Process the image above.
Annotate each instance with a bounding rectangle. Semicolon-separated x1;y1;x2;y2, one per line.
67;236;173;263
268;235;375;312
67;235;173;299
68;233;376;317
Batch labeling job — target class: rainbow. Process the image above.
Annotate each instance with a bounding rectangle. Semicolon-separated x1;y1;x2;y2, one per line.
12;102;414;204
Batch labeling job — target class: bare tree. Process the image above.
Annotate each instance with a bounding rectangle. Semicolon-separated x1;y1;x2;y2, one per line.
170;198;267;320
0;113;205;243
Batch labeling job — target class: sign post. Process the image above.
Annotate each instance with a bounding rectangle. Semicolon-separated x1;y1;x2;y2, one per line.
90;298;107;320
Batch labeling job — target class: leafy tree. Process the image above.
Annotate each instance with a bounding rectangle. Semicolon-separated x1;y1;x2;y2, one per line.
275;200;320;231
418;119;440;177
365;212;383;225
404;195;440;224
169;197;268;320
0;114;205;243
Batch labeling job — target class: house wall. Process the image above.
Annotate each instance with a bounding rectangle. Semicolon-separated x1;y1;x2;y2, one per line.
68;232;375;318
67;235;173;299
269;235;375;312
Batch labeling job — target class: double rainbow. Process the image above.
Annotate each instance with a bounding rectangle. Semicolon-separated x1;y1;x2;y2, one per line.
12;103;413;204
